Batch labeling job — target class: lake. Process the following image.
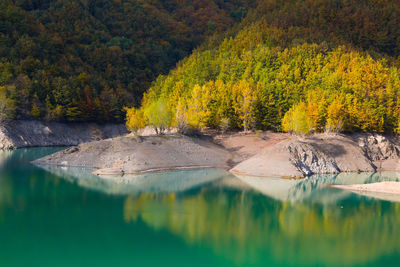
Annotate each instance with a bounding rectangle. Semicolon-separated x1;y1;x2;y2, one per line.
0;148;400;266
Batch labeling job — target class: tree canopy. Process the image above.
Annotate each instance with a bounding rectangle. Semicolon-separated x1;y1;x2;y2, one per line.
127;0;400;134
0;0;252;122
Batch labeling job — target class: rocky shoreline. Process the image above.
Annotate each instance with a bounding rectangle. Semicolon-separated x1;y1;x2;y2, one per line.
231;133;400;177
33;134;231;175
0;120;128;149
32;131;400;178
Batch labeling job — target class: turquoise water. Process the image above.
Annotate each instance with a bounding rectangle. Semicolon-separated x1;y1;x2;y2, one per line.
1;148;400;266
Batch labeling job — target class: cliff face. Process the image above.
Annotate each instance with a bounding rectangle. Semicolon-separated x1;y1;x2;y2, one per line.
0;120;128;149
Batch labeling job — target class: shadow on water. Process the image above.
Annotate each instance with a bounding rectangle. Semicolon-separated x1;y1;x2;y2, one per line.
1;148;400;266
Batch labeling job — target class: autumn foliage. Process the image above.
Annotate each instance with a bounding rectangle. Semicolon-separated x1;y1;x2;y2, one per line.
126;0;400;134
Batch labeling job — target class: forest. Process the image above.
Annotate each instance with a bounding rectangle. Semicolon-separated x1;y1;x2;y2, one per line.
0;0;251;122
2;0;400;134
127;0;400;134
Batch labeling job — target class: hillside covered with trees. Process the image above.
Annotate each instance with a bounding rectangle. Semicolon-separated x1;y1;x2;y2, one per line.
0;0;251;122
127;0;400;134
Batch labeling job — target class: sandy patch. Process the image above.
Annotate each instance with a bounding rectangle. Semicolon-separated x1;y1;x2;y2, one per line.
332;181;400;195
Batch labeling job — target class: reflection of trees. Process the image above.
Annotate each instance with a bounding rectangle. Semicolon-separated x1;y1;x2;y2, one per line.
277;201;400;264
0;149;35;221
124;188;400;266
0;147;66;221
0;174;12;222
124;189;266;263
0;149;15;168
8;150;400;266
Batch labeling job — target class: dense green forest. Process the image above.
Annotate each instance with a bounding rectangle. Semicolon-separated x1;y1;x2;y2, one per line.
0;0;251;121
127;0;400;134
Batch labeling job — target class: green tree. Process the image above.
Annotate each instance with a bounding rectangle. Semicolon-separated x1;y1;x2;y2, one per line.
144;99;173;135
30;103;41;119
0;86;16;122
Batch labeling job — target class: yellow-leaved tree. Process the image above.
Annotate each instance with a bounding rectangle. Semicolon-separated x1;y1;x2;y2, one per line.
188;83;214;128
305;89;327;132
282;102;310;135
326;96;346;133
232;80;256;131
174;98;189;133
125;107;146;134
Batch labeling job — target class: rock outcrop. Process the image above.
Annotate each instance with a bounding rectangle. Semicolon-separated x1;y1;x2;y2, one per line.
354;133;400;171
355;133;400;161
32;131;400;178
231;134;376;177
0;120;128;149
287;141;340;176
33;135;232;175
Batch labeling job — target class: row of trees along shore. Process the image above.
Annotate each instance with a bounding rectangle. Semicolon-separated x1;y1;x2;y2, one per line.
126;0;400;135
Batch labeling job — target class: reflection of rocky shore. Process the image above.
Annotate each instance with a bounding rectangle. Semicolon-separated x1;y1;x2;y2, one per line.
0;147;63;169
38;165;234;196
38;162;400;203
236;172;400;203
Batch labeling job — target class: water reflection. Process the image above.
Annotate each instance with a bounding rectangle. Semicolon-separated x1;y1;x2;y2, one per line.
0;147;65;222
41;164;400;265
238;172;400;203
121;181;400;266
2;148;400;266
37;165;236;196
40;161;400;204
